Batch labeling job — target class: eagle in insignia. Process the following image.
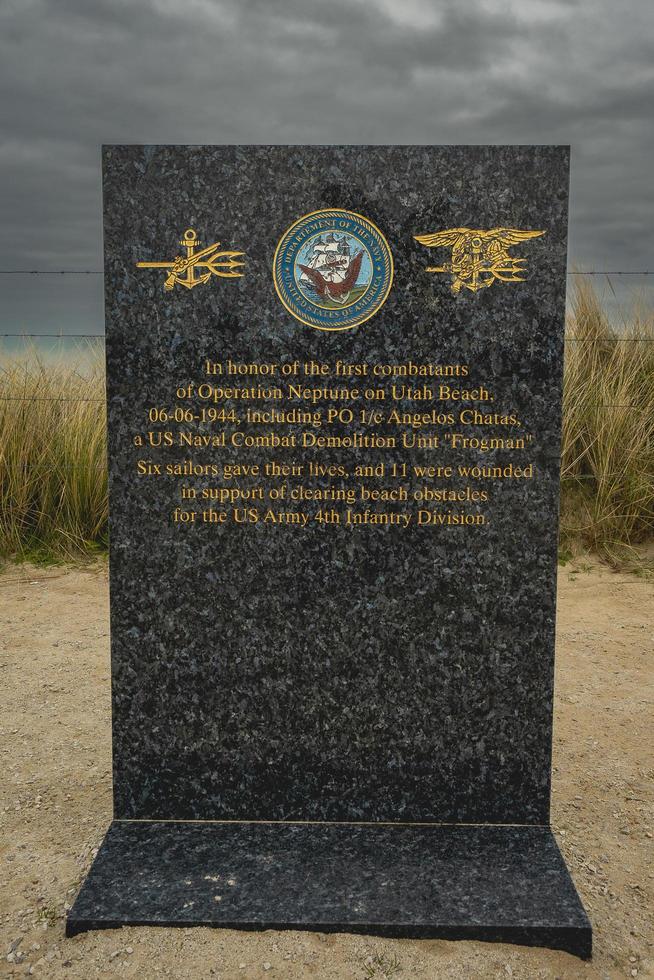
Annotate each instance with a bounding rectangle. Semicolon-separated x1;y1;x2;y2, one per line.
414;227;546;294
298;250;364;305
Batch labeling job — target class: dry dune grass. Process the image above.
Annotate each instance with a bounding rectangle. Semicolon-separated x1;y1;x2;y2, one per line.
561;281;654;561
0;343;107;562
0;282;652;563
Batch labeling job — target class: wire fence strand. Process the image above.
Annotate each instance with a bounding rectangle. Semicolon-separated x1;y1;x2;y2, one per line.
1;270;653;276
2;266;653;342
2;333;105;338
0;396;649;411
3;333;654;342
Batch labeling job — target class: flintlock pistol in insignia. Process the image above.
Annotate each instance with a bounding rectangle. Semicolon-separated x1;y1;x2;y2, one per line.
414;227;546;294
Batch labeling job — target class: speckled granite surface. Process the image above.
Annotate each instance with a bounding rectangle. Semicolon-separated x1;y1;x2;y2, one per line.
66;822;591;958
69;147;590;952
101;145;569;823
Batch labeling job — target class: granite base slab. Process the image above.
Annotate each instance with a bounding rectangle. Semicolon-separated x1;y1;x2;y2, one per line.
66;821;591;958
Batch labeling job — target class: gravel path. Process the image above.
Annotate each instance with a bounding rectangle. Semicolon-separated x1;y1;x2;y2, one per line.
1;561;652;979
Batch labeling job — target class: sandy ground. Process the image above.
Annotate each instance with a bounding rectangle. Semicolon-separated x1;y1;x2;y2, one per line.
0;561;652;980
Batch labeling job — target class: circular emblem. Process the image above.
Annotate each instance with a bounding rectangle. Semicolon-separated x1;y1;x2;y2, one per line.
273;209;393;331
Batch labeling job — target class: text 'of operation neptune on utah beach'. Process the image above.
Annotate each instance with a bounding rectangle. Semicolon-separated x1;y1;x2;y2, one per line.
131;356;536;530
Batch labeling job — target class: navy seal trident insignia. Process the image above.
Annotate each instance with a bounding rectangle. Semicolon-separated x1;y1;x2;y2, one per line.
414;227;545;294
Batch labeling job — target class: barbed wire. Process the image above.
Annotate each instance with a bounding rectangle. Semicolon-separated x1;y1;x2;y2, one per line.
0;396;104;402
0;397;649;414
0;270;103;275
0;389;650;408
2;333;654;342
0;270;653;276
2;333;105;338
565;338;654;342
1;266;653;342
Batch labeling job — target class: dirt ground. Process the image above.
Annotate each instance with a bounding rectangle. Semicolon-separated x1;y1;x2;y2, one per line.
0;560;652;980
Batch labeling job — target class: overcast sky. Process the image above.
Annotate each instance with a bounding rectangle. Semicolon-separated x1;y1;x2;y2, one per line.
1;0;653;337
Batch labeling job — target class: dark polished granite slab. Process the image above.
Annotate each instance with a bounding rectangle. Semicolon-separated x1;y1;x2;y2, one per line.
67;146;591;957
66;821;591;959
102;145;569;824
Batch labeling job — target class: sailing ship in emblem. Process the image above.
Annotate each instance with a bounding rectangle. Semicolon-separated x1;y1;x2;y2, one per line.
297;233;365;305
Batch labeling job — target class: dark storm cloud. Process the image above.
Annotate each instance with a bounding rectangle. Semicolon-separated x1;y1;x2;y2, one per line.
0;0;652;330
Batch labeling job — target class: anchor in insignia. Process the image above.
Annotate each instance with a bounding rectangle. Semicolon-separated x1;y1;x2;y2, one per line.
136;228;245;291
414;227;546;294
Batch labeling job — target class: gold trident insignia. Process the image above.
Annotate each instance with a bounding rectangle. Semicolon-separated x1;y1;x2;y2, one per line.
414;227;545;294
136;228;245;291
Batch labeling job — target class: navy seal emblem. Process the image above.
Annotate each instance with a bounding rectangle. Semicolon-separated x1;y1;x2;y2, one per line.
273;209;393;331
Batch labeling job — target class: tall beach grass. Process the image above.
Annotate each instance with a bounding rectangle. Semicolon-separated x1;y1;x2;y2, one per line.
561;281;654;561
0;282;652;564
0;343;107;562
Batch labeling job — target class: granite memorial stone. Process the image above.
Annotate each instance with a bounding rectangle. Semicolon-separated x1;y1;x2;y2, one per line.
67;144;591;958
